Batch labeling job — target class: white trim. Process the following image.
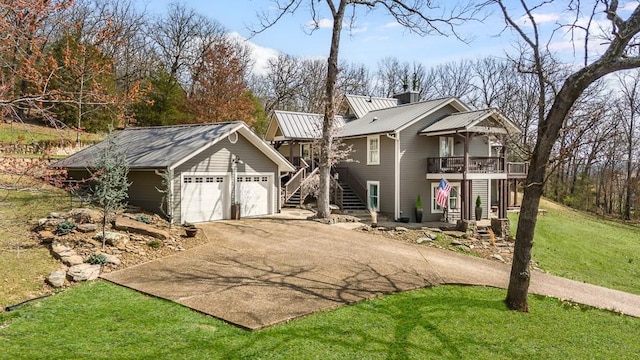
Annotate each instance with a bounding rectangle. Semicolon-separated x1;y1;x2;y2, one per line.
228;132;238;144
431;181;461;214
367;180;380;212
393;131;400;219
367;135;380;165
426;173;507;181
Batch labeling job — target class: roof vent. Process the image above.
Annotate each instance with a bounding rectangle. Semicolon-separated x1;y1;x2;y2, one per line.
371;116;378;122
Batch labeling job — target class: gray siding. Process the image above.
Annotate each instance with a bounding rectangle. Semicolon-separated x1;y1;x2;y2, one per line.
472;179;489;219
399;105;458;222
171;132;279;224
469;136;490;156
340;135;395;215
67;169;163;215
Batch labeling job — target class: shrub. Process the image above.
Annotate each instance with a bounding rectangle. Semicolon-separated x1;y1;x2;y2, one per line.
147;239;162;249
87;253;107;265
56;220;76;235
135;215;152;224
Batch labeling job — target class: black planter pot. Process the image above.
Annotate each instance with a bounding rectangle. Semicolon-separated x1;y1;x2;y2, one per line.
231;204;241;220
185;227;198;237
415;208;423;223
475;206;483;221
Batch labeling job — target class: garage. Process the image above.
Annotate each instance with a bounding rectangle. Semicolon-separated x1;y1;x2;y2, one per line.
52;122;295;225
236;174;272;217
182;175;228;223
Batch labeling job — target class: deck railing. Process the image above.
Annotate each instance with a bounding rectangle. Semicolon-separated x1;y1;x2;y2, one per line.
426;157;529;178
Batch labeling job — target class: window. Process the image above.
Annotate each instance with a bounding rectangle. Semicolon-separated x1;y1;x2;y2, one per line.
367;135;380;165
300;143;312;160
439;136;454;157
431;182;460;213
367;181;380;211
184;177;192;183
195;177;203;183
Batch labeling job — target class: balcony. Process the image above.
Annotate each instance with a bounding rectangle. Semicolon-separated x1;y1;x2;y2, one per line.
427;157;528;179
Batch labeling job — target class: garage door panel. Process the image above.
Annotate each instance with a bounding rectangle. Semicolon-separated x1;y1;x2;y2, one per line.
182;175;227;223
237;175;271;217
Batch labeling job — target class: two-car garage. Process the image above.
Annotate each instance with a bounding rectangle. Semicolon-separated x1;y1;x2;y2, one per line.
181;173;273;223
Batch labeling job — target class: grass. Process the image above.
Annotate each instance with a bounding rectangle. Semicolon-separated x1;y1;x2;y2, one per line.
509;198;640;295
0;176;72;306
0;281;638;359
0;121;102;144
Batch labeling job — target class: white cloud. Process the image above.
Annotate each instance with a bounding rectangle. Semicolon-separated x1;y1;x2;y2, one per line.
383;21;401;28
517;12;561;25
228;32;280;76
621;2;639;12
306;18;334;29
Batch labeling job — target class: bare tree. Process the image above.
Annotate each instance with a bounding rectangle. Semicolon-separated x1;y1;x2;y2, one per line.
614;70;640;220
485;0;640;312
254;0;478;218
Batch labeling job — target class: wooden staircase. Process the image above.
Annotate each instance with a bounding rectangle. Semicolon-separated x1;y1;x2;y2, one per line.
338;181;366;211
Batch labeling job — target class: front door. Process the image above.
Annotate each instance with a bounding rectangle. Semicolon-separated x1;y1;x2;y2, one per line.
367;181;379;212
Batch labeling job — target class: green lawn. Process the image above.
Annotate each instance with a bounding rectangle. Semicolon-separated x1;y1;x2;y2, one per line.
0;121;102;144
509;199;640;295
0;281;638;359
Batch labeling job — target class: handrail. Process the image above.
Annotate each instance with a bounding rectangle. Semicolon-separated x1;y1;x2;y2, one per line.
330;177;344;210
333;166;366;206
283;166;306;203
299;167;320;204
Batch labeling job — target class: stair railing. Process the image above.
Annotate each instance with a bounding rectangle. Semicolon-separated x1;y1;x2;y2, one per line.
283;159;309;203
333;166;366;205
330;176;344;210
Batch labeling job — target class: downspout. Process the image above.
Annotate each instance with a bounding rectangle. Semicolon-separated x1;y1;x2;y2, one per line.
387;132;400;220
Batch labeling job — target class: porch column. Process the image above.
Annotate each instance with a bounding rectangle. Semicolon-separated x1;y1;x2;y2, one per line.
462;133;470;221
513;179;519;206
499;179;508;218
289;141;295;165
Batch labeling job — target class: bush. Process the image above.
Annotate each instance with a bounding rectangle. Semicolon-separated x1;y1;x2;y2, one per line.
87;253;107;265
135;215;152;224
56;220;76;235
147;239;162;249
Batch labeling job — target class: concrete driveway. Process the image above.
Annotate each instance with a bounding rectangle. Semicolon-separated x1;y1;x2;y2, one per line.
102;218;640;330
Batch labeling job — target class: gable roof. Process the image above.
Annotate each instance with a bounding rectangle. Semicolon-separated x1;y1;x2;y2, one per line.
52;122;295;172
344;94;398;118
338;97;469;138
419;109;522;136
265;110;345;141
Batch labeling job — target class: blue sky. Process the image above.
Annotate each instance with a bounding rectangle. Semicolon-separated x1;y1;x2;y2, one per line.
138;1;639;74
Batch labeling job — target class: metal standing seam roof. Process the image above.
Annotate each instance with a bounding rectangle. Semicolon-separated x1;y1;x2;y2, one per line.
419;109;522;135
51;121;295;172
344;94;399;118
338;97;456;138
272;110;345;140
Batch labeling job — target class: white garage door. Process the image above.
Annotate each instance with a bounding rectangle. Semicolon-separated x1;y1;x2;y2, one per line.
236;175;271;217
182;175;228;223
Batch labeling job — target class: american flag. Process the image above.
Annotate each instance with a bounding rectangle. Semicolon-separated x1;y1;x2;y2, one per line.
436;178;451;209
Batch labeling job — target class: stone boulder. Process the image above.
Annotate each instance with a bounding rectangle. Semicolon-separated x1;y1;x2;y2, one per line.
93;231;129;247
46;270;67;288
102;253;121;266
67;208;102;224
113;216;170;240
37;218;63;232
37;230;56;243
51;242;84;266
76;223;98;233
68;264;101;281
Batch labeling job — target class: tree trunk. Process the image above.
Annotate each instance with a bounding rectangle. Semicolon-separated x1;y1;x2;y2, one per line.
317;1;346;219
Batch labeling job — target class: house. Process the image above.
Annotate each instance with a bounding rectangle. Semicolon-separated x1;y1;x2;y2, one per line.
265;91;527;223
52;121;295;224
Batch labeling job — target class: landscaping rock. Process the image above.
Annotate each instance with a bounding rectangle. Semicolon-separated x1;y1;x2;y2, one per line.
38;231;56;243
37;218;62;231
94;231;129;247
113;216;170;240
46;270;67;288
395;226;408;232
416;237;434;244
67;208;102;224
450;239;464;246
102;253;121;266
443;230;467;239
48;212;63;219
51;242;85;266
492;254;506;262
76;223;98;233
424;232;437;240
68;264;101;281
62;254;84;266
